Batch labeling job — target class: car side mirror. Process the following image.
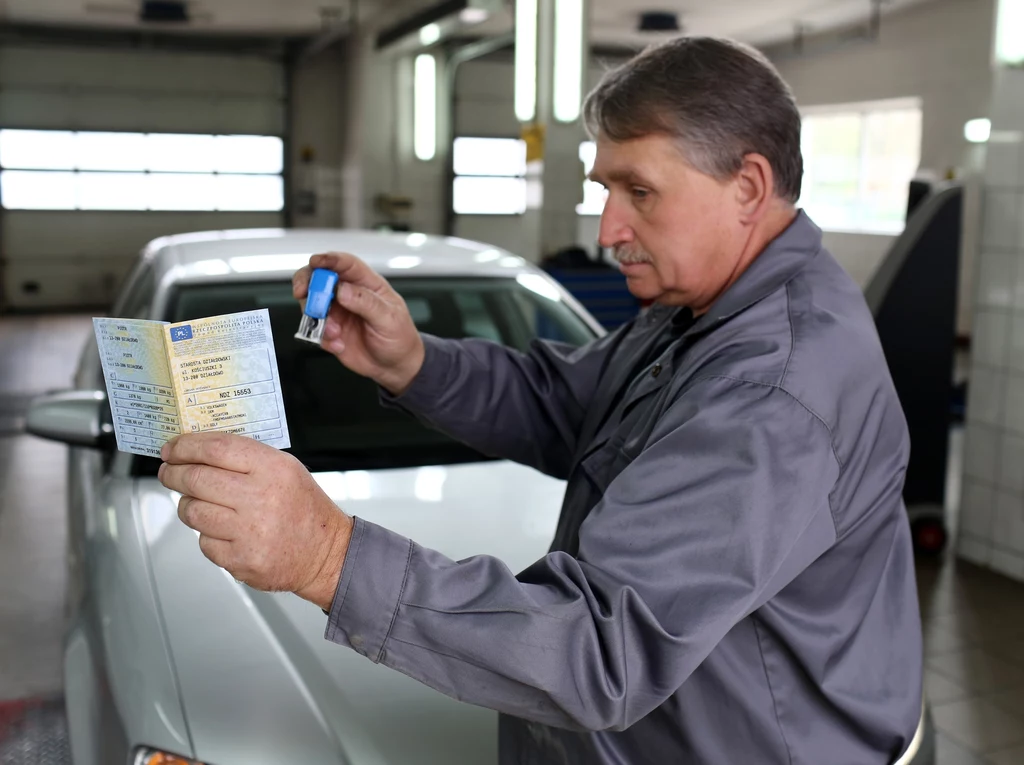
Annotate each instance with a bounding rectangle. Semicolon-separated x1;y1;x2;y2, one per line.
26;390;115;450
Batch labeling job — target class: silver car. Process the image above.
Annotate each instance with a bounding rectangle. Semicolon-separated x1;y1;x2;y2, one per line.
27;228;603;765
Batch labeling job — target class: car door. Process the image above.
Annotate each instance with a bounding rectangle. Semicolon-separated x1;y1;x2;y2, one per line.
67;262;157;620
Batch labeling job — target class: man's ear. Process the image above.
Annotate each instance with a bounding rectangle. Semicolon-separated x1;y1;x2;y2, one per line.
734;153;775;222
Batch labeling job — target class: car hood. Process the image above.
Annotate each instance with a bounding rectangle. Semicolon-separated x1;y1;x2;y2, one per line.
139;459;566;765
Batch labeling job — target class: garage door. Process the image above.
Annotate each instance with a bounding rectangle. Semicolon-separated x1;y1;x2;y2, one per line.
0;43;287;310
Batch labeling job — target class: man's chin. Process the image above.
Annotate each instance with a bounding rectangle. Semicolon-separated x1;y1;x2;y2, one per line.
622;271;662;301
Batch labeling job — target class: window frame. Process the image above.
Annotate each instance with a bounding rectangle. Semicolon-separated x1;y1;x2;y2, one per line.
577;140;606;217
451;136;529;216
798;97;922;236
0;129;285;213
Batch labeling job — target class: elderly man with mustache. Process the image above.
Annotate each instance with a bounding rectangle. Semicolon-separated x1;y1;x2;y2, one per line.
158;36;924;765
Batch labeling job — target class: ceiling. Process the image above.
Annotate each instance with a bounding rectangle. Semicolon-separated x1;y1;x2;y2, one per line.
0;0;938;48
593;0;936;49
0;0;352;36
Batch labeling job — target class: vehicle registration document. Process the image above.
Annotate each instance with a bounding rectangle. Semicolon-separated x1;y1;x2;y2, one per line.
93;309;291;457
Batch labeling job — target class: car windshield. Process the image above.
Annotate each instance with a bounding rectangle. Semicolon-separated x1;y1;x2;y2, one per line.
133;276;596;475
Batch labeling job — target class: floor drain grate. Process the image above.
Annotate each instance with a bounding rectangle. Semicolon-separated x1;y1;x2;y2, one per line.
0;698;70;765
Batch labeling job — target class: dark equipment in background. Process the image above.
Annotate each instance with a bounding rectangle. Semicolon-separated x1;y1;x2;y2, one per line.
865;181;963;555
637;11;680;32
540;247;641;330
906;178;933;219
140;0;189;22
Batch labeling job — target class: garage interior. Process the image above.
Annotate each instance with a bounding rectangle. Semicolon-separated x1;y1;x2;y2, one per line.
2;0;1024;763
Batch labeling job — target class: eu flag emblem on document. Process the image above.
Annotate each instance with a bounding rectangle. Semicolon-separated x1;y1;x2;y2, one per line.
171;325;193;342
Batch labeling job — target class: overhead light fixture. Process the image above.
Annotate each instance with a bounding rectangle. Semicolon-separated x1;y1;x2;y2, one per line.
419;23;441;45
414;54;437;161
553;0;584;123
459;7;490;24
637;11;679;32
515;0;539;122
964;118;991;143
995;0;1024;65
376;0;502;52
139;0;189;23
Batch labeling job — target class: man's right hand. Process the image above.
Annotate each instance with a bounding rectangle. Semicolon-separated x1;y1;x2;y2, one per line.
293;252;425;396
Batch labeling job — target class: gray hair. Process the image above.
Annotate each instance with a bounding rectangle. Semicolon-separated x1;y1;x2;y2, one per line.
583;36;803;203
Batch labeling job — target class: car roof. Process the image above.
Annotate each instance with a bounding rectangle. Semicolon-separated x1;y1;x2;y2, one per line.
144;228;537;285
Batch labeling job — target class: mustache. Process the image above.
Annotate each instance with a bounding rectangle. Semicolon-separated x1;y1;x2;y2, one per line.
613;245;653;265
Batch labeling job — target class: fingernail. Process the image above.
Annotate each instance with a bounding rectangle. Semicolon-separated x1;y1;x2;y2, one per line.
330;340;346;354
339;282;352;302
158;462;165;480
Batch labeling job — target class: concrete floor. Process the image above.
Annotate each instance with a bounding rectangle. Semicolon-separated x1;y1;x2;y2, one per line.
2;313;1024;764
0;314;91;707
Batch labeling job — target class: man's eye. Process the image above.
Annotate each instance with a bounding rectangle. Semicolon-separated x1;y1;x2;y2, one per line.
632;188;649;200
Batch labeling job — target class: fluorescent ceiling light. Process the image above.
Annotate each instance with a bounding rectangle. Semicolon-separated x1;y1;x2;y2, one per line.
414;54;437;161
459;8;489;24
964;118;991;143
376;0;504;52
553;0;584;123
990;129;1024;143
515;0;538;122
996;0;1024;65
419;23;441;45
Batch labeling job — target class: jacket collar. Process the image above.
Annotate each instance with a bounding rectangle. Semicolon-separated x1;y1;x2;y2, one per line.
682;210;823;338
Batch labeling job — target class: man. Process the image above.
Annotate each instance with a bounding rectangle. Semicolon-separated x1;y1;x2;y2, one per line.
158;37;924;763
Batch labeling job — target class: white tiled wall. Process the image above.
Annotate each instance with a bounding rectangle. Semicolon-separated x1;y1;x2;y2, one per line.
958;67;1024;582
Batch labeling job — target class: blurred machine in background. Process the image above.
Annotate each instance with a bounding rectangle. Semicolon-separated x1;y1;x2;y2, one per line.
540;246;641;330
865;180;963;554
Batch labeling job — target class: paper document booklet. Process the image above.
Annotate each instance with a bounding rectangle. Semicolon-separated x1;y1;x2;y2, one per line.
93;309;291;457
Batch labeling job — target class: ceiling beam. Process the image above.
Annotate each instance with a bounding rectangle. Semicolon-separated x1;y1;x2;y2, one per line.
0;20;302;56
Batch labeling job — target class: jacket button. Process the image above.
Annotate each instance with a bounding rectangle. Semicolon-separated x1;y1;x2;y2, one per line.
651;364;662;378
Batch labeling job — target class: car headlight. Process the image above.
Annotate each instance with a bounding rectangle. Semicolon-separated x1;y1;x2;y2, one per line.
134;748;206;765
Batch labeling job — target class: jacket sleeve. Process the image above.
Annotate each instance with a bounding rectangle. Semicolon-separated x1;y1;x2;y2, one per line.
380;331;621;480
326;376;842;732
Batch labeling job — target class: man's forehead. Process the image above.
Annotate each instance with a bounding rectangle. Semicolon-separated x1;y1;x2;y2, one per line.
590;134;687;179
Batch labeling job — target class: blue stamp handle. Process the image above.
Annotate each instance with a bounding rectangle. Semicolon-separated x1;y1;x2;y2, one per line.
305;268;339;319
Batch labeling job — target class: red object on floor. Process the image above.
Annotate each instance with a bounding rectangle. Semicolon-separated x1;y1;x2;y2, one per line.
0;698;32;740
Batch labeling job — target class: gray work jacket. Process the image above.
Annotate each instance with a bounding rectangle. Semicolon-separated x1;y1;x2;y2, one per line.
325;212;923;764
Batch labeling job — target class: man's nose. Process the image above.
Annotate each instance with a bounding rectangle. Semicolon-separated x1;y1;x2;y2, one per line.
598;201;634;249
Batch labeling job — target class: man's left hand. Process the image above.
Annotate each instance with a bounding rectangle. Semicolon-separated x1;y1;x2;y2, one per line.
157;433;353;611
